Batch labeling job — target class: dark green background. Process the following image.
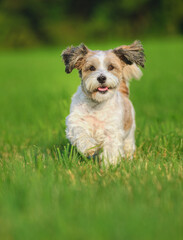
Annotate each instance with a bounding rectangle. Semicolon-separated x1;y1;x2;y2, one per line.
0;0;183;48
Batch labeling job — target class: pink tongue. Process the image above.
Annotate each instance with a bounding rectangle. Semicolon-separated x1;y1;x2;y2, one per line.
98;87;108;92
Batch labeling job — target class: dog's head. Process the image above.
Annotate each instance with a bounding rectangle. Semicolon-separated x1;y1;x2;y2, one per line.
61;41;145;102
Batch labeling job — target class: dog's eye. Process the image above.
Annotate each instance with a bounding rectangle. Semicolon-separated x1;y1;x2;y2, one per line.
89;66;96;71
108;64;114;71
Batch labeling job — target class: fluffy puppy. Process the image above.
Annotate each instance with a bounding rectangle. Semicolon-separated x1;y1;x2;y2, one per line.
61;41;145;165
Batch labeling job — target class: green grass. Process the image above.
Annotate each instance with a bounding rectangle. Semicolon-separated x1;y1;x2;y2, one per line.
0;38;183;240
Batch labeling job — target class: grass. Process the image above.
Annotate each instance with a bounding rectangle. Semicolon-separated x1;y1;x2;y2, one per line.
0;38;183;240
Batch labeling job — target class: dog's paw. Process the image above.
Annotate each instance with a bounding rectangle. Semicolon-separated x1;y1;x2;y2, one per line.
99;151;125;167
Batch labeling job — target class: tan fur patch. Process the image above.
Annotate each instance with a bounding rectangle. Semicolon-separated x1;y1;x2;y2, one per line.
76;51;97;70
119;80;129;97
123;96;132;131
81;53;100;80
104;52;131;98
104;51;123;78
75;58;85;70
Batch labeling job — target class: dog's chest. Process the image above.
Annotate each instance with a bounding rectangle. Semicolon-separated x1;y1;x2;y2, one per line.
82;102;123;142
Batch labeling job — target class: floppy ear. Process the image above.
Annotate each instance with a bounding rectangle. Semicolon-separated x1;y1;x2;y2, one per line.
61;43;89;73
113;40;145;68
113;40;145;81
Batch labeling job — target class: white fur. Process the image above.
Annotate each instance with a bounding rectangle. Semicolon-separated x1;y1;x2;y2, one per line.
67;87;125;164
66;53;141;166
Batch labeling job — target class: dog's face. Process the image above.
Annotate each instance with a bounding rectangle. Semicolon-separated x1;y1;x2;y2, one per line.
62;41;145;102
80;50;123;102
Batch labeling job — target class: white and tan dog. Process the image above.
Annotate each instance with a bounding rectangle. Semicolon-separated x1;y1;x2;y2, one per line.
61;41;145;165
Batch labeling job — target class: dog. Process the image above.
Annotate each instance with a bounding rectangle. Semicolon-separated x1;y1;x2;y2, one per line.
61;41;145;165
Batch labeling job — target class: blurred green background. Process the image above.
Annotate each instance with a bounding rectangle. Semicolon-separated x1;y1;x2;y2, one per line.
0;0;183;48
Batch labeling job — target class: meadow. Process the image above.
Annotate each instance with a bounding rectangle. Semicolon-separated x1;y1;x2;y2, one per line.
0;38;183;240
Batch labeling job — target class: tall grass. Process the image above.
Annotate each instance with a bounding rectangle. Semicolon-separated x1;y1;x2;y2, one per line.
0;38;183;240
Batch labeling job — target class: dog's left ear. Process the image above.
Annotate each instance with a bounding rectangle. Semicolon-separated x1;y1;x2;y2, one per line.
113;40;145;68
113;40;145;81
61;43;89;73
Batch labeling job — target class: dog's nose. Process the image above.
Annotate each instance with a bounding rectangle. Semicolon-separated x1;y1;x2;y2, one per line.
97;75;106;84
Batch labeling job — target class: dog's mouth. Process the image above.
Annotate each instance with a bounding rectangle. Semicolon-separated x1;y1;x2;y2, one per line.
96;86;112;94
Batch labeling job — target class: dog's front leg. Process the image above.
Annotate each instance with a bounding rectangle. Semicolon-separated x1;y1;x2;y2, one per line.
100;137;125;166
66;126;98;157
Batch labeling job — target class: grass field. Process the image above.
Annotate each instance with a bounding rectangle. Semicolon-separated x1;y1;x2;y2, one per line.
0;38;183;240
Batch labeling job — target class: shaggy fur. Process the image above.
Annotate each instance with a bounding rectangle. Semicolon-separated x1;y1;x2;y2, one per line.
61;41;145;165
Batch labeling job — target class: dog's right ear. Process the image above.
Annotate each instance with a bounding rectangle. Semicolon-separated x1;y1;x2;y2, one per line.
61;43;89;73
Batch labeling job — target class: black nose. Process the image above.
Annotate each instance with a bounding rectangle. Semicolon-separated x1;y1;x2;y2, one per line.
97;75;106;83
